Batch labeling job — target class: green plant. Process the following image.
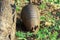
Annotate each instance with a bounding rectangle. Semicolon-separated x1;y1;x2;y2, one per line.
39;3;46;10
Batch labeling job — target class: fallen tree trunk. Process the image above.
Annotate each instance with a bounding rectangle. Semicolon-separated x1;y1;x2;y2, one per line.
0;0;16;40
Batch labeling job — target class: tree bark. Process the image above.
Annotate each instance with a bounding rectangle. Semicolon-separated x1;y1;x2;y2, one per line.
0;0;16;40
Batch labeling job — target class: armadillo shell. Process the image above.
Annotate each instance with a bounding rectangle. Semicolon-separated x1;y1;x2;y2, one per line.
21;4;40;32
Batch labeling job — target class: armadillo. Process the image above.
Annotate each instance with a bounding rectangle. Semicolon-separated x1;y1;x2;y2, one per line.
21;4;40;33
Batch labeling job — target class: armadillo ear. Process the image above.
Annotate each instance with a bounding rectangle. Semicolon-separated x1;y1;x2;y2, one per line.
34;25;38;30
31;27;35;32
31;25;38;32
31;27;34;32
